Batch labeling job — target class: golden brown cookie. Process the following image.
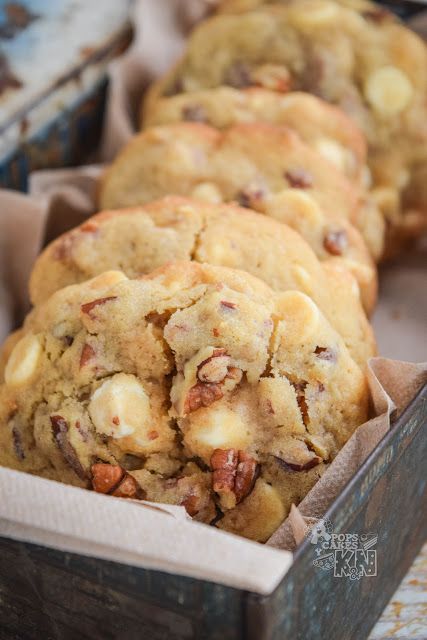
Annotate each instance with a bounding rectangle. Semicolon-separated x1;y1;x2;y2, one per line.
216;0;382;15
0;262;368;541
29;196;376;368
143;88;366;184
142;87;384;260
98;123;376;311
146;1;427;254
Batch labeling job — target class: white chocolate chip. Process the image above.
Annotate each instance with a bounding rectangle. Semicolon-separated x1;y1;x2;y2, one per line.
268;190;324;227
291;264;314;296
397;169;410;189
371;186;400;224
364;66;413;116
171;142;205;173
275;291;321;343
338;258;374;292
205;242;230;263
218;479;286;542
251;64;291;92
289;1;338;28
4;333;42;387
87;271;128;291
314;138;353;175
185;405;251;461
89;373;150;439
191;182;223;204
362;166;372;190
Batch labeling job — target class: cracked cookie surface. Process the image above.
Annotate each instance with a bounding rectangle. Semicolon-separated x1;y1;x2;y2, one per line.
99;123;376;311
143;89;367;186
0;261;368;541
143;87;384;260
146;0;427;254
29;197;375;369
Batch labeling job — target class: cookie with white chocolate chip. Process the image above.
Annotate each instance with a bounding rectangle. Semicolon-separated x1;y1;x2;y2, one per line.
142;87;384;260
29;196;375;369
0;262;368;541
146;0;427;253
143;89;366;185
99;123;377;312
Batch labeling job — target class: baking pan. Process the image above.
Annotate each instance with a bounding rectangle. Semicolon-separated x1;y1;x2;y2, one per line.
0;383;425;640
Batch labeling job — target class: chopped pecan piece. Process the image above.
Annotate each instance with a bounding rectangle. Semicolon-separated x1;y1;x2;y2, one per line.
252;64;291;93
80;221;98;233
75;420;89;442
265;399;275;415
177;478;214;519
211;448;238;494
291;381;309;426
91;463;124;494
224;61;252;88
225;366;243;384
275;455;322;472
285;169;313;189
53;237;73;261
234;451;259;503
182;104;208;123
236;188;265;209
81;296;117;316
184;382;224;413
183;349;242;414
80;343;95;368
220;300;237;310
50;415;88;481
314;346;336;362
197;348;230;384
323;230;348;256
11;425;25;460
211;449;258;503
362;8;391;23
180;491;200;517
111;474;140;498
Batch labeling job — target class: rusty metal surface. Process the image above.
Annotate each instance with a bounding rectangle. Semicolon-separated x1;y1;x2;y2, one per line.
0;0;132;190
0;536;244;640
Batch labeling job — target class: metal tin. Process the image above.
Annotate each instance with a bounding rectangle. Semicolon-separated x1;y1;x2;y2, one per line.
0;0;132;191
0;383;425;640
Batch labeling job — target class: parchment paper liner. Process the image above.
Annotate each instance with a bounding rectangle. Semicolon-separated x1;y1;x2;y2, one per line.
0;0;426;595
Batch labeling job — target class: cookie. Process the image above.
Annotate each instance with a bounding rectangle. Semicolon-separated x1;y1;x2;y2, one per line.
0;329;23;383
99;122;377;311
142;87;384;260
146;1;427;252
143;88;366;183
0;261;368;541
216;0;381;15
29;196;376;368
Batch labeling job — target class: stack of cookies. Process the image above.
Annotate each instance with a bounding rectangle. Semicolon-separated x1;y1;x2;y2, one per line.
0;0;425;542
